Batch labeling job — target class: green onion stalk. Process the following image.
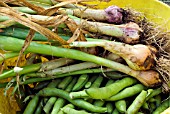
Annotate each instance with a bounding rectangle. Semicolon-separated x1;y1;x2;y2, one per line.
0;68;112;88
0;35;161;87
57;6;124;24
0;12;141;44
41;14;142;44
26;62;100;77
23;68;113;84
68;15;142;44
0;27;122;62
4;2;125;23
70;40;157;71
0;27;71;41
20;0;126;21
0;57;74;79
0;52;19;62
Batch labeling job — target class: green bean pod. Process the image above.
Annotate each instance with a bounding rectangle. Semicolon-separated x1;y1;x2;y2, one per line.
153;98;170;114
142;102;149;109
93;79;114;107
65;77;78;92
86;77;137;99
58;76;73;89
51;77;77;114
51;98;65;114
127;90;147;114
112;108;119;114
148;98;156;102
106;102;114;114
43;98;49;104
47;79;61;88
146;88;162;101
34;81;50;91
155;95;161;107
107;84;145;101
72;74;89;91
42;79;61;113
150;102;156;111
136;112;145;114
90;76;104;88
93;100;105;107
85;75;97;88
38;88;107;113
69;76;104;99
105;79;115;86
34;100;43;114
62;106;91;114
58;104;75;114
43;97;57;114
85;76;104;103
70;77;137;99
23;95;39;114
115;100;126;113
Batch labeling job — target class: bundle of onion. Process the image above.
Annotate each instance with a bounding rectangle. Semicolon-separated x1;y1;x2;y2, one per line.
70;40;157;71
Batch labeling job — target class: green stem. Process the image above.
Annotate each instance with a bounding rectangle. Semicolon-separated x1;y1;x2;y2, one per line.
0;11;140;44
39;58;74;72
52;68;113;78
70;40;156;71
27;62;99;77
0;57;74;79
0;27;70;41
21;77;51;85
0;52;19;62
1;68;112;86
0;36;161;87
55;68;113;77
0;82;8;88
0;63;41;79
68;15;141;44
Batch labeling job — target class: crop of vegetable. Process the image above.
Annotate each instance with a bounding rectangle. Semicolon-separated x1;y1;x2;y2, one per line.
0;0;169;114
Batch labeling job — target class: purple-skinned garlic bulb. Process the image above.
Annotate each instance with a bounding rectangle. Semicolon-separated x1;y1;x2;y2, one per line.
57;5;124;24
104;5;124;23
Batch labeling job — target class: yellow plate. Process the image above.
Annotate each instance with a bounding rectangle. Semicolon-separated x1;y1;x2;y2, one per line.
0;0;170;114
